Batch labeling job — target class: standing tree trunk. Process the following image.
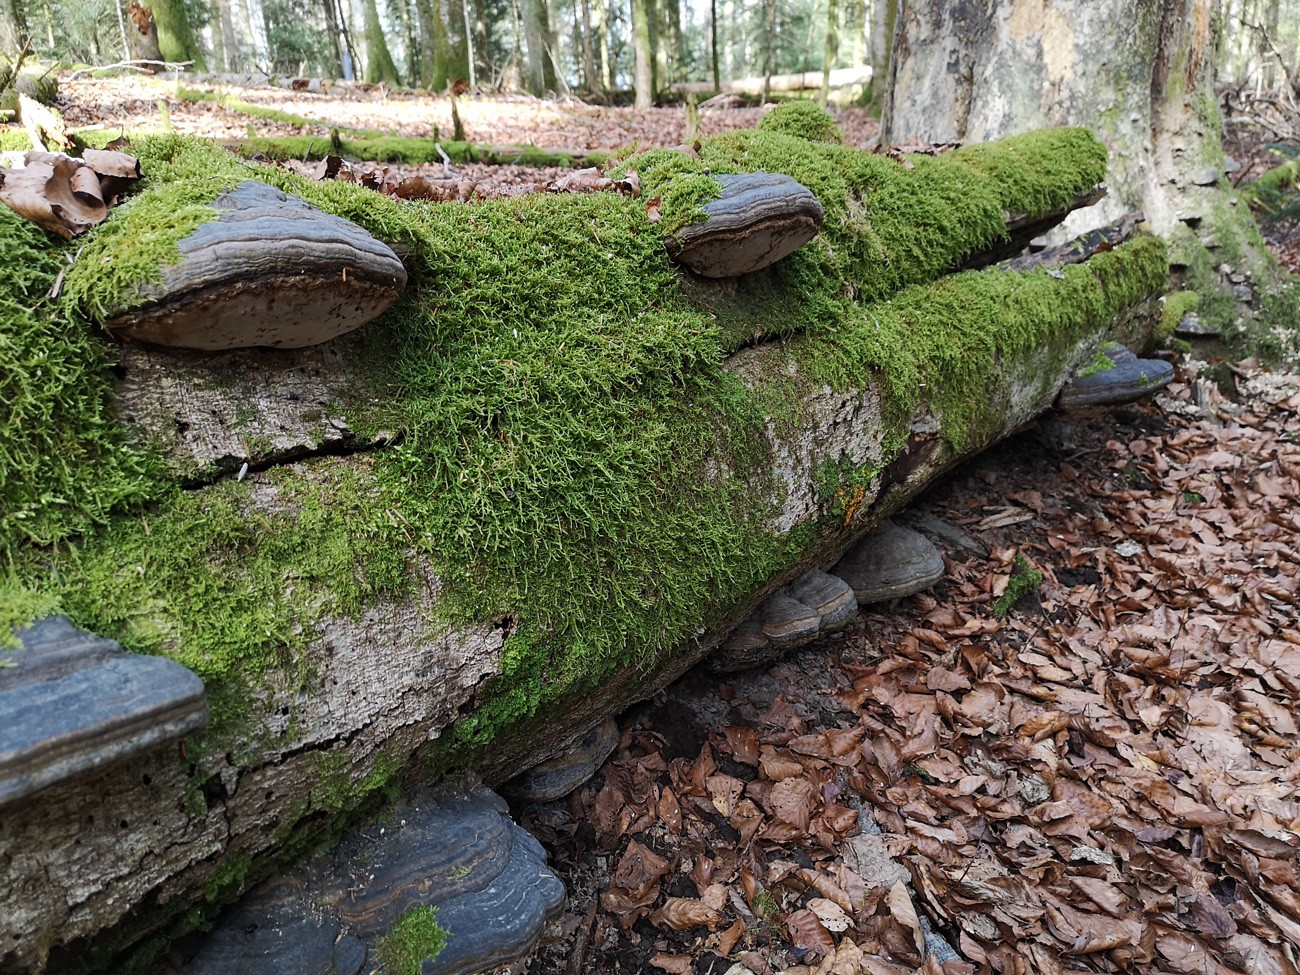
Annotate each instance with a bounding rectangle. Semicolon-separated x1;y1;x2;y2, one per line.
361;0;403;83
319;0;346;77
709;0;719;89
759;0;777;103
630;0;654;106
147;0;207;69
883;0;1282;346
593;0;611;91
0;0;28;55
125;1;164;64
884;0;1223;235
865;0;894;114
520;0;558;93
818;0;838;105
432;0;471;88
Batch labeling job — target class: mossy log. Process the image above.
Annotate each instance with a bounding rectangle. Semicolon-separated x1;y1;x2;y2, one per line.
0;109;1170;973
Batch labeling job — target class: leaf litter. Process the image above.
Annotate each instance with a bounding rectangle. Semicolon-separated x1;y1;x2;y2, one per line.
521;361;1300;975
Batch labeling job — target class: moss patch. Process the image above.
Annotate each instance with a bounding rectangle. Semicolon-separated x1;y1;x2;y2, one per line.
1159;289;1199;338
375;906;448;975
238;132;605;169
757;101;844;144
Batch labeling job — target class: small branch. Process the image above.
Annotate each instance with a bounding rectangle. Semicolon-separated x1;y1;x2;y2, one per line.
66;59;194;81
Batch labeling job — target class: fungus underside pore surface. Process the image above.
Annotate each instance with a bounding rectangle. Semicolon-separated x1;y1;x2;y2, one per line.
2;122;1166;812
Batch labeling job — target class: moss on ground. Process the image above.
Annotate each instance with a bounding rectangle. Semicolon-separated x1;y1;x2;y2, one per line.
3;125;1162;769
757;101;844;143
237;132;604;169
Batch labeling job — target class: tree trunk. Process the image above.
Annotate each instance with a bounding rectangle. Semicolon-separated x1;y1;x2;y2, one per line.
593;0;611;90
361;0;402;83
578;0;599;96
709;0;719;89
319;0;346;78
520;0;558;93
147;0;207;69
865;0;894;114
125;1;164;63
432;0;471;89
818;0;838;105
0;0;28;55
631;0;653;106
759;0;777;103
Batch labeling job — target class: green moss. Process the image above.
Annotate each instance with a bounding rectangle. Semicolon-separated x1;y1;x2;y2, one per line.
1077;350;1117;378
375;906;448;975
1253;275;1300;369
237;133;603;169
0;579;56;650
1159;289;1199;338
992;553;1043;617
0;203;167;555
628;126;1108;347
757;101;844;143
0;125;30;150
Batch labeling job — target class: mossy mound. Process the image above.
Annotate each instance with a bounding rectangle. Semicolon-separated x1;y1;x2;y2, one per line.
3;125;1164;764
757;101;844;144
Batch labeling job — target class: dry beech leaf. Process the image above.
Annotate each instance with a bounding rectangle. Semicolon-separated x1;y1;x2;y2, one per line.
0;153;107;238
767;776;818;830
551;166;615;193
650;896;724;931
807;896;852;933
784;908;835;955
658;785;683;832
612;838;670;900
648;952;693;974
716;917;746;955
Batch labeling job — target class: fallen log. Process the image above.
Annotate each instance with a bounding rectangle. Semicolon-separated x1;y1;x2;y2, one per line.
0;106;1169;973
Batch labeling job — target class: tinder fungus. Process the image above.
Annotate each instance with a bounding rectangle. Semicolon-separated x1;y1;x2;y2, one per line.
1058;343;1175;410
833;520;945;604
106;180;407;350
173;780;564;975
666;172;824;278
0;616;208;808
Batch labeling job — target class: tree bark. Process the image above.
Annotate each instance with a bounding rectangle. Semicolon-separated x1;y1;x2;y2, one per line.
818;0;838;106
520;0;558;93
883;0;1225;238
361;0;402;83
865;0;894;114
0;0;28;56
147;0;207;69
631;0;654;106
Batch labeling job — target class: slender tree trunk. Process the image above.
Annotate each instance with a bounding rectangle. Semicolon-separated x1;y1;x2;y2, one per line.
414;0;435;85
361;0;402;82
113;0;132;60
760;0;777;103
520;0;558;92
432;0;470;88
594;0;611;90
865;0;894;114
818;0;838;105
577;0;598;93
631;0;653;106
395;0;419;82
709;0;719;89
320;0;345;77
0;0;28;55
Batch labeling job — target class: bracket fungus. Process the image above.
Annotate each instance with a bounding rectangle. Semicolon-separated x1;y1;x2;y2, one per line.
167;780;564;975
105;180;407;350
712;569;858;672
0;616;208;808
1058;343;1175;410
665;172;824;278
503;716;620;803
833;521;946;605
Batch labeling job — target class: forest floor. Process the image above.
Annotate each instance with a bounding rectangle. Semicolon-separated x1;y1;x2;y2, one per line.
53;74;1300;975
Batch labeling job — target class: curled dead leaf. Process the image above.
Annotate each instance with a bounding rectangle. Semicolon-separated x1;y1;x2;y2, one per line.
784;908;835;955
648;952;694;974
0;152;108;239
650;896;725;931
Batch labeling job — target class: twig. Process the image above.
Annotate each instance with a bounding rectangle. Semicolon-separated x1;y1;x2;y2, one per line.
435;142;455;178
66;59;194;81
565;895;599;975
